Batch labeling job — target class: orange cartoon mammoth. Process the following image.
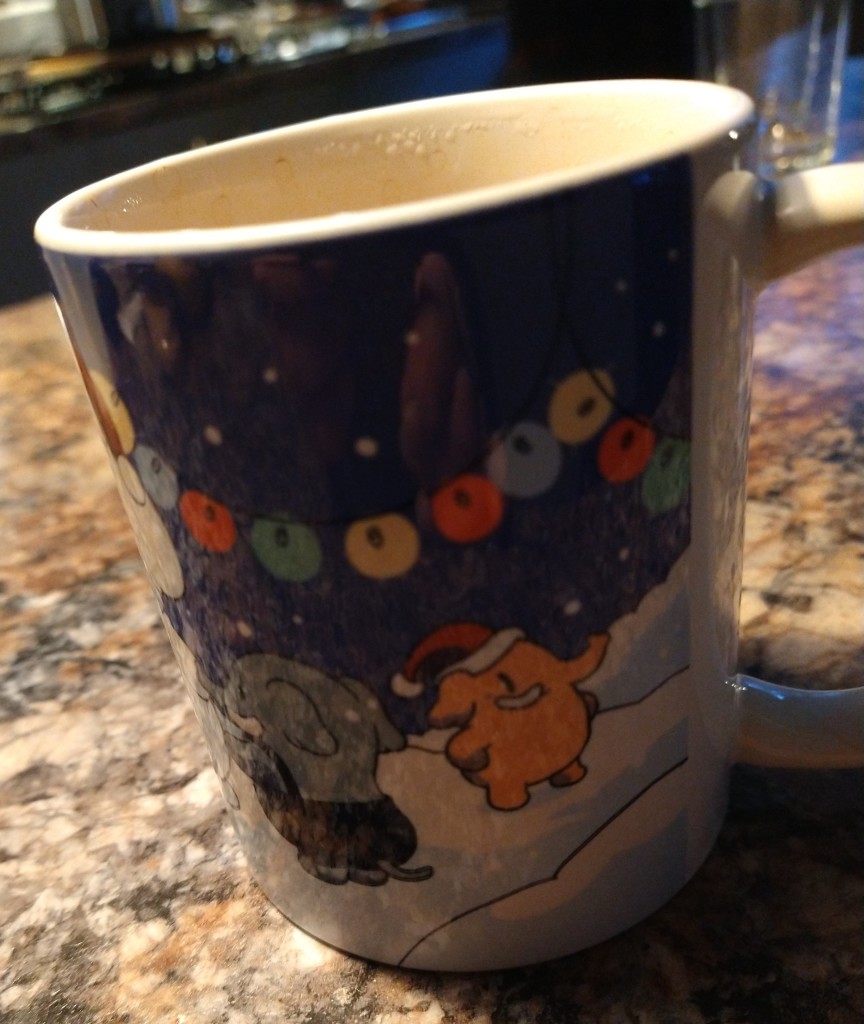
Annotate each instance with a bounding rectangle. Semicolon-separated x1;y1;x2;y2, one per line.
396;624;610;810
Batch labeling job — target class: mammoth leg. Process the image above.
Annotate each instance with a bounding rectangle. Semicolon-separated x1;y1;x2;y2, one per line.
237;746;432;886
298;851;350;886
446;734;490;773
480;767;531;811
293;796;430;886
550;759;587;787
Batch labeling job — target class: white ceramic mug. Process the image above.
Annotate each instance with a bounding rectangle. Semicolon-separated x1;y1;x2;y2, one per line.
35;80;864;970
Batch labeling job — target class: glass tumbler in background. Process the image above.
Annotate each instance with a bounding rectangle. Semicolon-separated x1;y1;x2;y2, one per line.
693;0;851;177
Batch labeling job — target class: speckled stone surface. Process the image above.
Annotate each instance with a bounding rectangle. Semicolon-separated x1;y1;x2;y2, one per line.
1;231;862;1019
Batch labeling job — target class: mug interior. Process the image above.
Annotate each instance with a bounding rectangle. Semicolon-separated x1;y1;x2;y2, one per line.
35;79;753;255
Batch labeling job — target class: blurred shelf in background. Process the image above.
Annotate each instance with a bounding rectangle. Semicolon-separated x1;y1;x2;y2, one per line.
0;2;509;306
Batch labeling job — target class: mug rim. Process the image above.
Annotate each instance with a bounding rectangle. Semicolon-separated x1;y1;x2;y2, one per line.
34;78;754;259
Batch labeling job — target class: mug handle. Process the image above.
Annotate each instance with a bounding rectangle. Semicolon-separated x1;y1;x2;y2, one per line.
726;162;864;768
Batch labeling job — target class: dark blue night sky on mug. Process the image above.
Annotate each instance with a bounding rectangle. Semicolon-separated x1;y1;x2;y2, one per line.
84;155;692;734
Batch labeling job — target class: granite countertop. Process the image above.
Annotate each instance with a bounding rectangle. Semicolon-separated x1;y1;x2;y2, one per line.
1;238;863;1016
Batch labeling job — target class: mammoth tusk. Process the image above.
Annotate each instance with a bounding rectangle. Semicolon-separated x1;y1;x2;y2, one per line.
380;860;434;882
495;683;545;711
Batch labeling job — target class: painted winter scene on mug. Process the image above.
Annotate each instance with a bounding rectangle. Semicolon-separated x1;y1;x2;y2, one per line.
64;154;697;968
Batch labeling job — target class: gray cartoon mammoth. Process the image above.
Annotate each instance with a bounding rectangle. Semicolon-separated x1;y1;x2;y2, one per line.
222;652;432;887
